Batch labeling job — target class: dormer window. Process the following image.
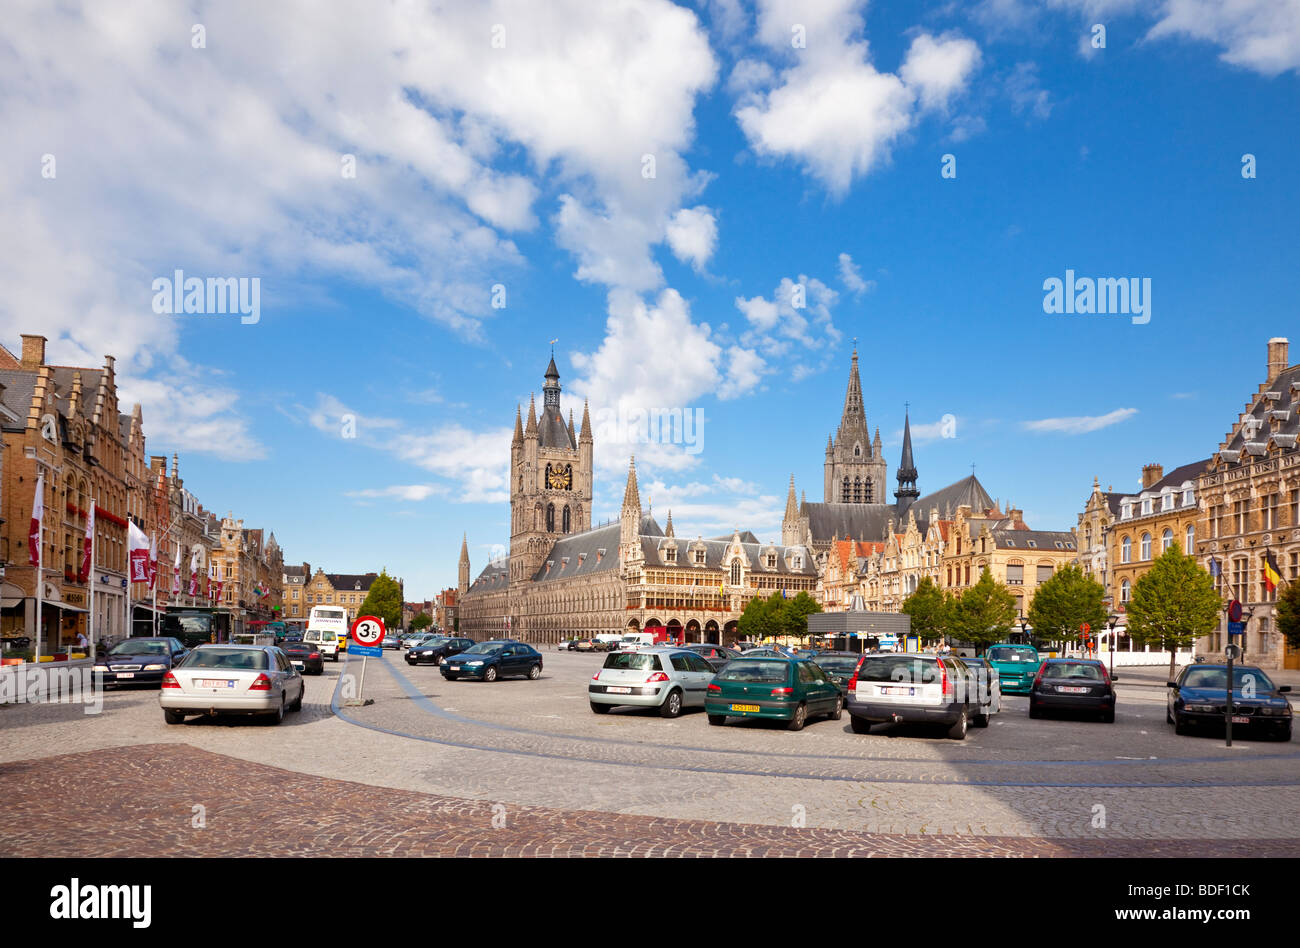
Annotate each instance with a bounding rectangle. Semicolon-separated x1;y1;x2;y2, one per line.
1182;488;1193;506
1161;491;1173;511
694;549;705;564
664;547;676;563
766;554;776;568
1121;503;1131;520
1141;498;1152;515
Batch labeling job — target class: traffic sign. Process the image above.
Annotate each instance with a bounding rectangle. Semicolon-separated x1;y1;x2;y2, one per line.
1228;621;1245;636
349;644;383;658
351;615;386;648
1225;643;1242;661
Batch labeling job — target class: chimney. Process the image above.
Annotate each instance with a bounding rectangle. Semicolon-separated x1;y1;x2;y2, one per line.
20;334;46;369
1142;463;1164;488
1268;337;1289;381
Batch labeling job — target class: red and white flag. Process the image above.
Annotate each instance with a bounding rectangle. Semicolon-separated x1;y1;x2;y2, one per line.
79;504;95;582
28;473;44;566
207;562;216;600
128;521;151;582
188;547;200;597
172;544;182;596
147;533;158;589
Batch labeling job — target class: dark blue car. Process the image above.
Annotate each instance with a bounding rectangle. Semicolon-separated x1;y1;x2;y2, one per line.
94;636;189;687
1167;664;1293;741
440;640;543;682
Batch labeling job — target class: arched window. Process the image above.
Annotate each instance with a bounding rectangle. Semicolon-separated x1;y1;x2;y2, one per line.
546;504;555;532
853;477;862;503
1141;532;1152;560
1186;523;1195;552
1161;528;1173;552
562;506;571;534
841;477;850;502
1121;536;1131;563
1120;579;1131;602
729;561;741;586
863;479;872;502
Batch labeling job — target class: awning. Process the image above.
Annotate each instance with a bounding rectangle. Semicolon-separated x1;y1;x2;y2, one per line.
1;598;22;610
44;599;88;614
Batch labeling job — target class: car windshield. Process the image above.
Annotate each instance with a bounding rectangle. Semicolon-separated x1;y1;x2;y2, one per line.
717;659;788;683
421;638;449;647
602;652;663;671
183;648;269;670
855;657;941;684
462;642;504;655
987;646;1038;662
109;639;170;656
1183;667;1276;691
1042;662;1103;680
815;656;859;674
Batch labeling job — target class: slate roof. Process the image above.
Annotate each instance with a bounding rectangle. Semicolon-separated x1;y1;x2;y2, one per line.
638;534;817;576
801;502;897;544
532;521;621;583
537;405;575;450
1217;364;1300;462
325;572;379;591
708;531;760;544
469;560;509;593
912;475;995;523
0;370;36;432
992;529;1077;552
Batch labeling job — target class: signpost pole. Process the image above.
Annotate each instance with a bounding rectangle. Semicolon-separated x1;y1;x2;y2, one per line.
358;655;367;702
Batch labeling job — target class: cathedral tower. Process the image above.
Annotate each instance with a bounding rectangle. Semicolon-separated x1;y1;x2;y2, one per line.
509;353;593;587
824;347;887;503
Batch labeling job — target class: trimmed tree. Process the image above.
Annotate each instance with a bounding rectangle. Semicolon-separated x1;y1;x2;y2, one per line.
1125;542;1222;680
948;567;1018;653
411;612;433;632
902;576;948;646
1027;564;1108;652
783;591;823;645
356;569;404;631
1275;577;1300;653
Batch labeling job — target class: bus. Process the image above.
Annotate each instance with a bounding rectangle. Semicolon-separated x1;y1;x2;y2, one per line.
158;608;232;648
305;605;349;662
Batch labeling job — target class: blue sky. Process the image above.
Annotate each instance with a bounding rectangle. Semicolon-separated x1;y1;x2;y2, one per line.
3;0;1297;599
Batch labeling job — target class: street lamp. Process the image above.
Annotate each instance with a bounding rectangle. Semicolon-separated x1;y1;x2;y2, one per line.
1107;612;1119;678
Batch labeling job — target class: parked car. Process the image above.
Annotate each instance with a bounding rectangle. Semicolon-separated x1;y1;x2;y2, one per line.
280;640;325;676
984;643;1042;695
808;650;862;701
681;643;741;672
1029;658;1118;722
558;639;578;651
588;647;715;717
705;657;843;731
382;631;406;650
406;636;474;666
440;640;543;682
161;644;304;725
846;653;993;740
1166;664;1292;741
403;633;440;651
741;645;797;659
955;655;1002;717
574;638;602;652
94;637;189;687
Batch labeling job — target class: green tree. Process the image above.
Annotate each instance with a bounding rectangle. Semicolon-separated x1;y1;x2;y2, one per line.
411;612;433;632
948;567;1018;652
782;591;822;645
356;569;403;631
1125;543;1222;680
1275;578;1300;652
1027;564;1108;651
902;576;949;645
739;594;776;642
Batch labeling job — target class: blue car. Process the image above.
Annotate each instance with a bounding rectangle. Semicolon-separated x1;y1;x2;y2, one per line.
1167;664;1292;741
440;640;543;682
94;636;189;687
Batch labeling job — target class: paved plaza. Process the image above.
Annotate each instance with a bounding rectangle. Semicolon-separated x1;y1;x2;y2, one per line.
2;650;1297;856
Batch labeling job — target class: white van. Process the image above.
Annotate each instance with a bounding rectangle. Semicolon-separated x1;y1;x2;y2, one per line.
619;632;658;650
306;606;349;662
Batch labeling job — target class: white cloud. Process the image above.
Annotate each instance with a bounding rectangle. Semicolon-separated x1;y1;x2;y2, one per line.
346;485;447;502
117;370;267;461
735;274;842;356
1022;407;1138;434
638;477;782;539
1148;0;1300;76
718;346;767;400
1005;62;1054;119
665;206;719;271
837;252;876;296
900;32;983;112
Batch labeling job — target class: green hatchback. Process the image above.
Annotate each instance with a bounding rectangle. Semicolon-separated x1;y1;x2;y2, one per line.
705;657;843;731
985;644;1042;695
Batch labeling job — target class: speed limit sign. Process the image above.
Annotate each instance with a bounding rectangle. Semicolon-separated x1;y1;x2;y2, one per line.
351;615;386;649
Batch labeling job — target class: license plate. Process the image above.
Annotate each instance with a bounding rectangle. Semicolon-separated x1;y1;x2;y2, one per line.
731;704;760;713
1232;715;1250;724
197;679;234;689
116;672;135;678
607;686;632;694
1057;686;1090;694
292;661;304;668
881;686;914;696
448;666;460;672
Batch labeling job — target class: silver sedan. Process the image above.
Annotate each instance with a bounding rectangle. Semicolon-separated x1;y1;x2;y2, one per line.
160;645;305;725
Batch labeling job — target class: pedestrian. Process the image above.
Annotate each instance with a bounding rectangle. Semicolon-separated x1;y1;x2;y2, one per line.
76;630;88;653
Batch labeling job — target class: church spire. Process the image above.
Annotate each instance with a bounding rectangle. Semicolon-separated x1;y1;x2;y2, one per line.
568;408;576;444
579;399;593;443
839;345;867;433
512;405;523;446
622;456;641;511
525;394;538;437
457;533;470;594
665;509;674;537
895;409;919;508
784;474;798;522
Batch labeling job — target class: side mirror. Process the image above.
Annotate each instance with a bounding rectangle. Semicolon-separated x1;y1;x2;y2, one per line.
1166;681;1179;688
1279;685;1292;693
1110;674;1119;681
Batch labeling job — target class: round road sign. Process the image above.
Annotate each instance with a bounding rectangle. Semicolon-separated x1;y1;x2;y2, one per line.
1224;644;1242;661
351;615;386;647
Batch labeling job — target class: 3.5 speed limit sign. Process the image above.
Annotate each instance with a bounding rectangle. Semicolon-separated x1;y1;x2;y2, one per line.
351;615;386;648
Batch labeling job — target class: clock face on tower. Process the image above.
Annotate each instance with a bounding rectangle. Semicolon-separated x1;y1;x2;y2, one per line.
545;463;573;491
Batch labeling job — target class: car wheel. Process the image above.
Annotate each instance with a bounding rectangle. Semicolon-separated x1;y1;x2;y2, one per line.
434;655;442;665
660;689;683;718
707;714;726;726
947;710;968;740
830;696;843;721
974;711;990;728
787;703;807;732
528;664;541;681
1102;708;1115;723
1029;704;1041;719
1174;717;1189;735
289;686;303;712
267;698;285;726
163;709;186;725
850;715;871;734
483;666;498;683
1166;707;1174;724
590;701;611;714
1276;725;1292;742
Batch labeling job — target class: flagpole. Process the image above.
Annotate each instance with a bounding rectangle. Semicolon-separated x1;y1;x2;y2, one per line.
87;498;96;658
35;499;42;663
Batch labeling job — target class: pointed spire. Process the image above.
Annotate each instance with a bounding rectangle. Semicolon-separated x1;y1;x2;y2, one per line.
826;433;834;457
525;394;538;437
784;475;799;522
839;346;866;433
568;408;576;444
544;354;560;381
512;405;524;445
665;510;674;537
459;532;469;561
622;456;641;511
579;399;593;443
895;410;918;508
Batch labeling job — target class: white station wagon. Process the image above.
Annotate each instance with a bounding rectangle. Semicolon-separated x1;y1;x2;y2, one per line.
161;644;304;726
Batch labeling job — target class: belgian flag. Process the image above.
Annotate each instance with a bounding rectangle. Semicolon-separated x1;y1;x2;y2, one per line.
1263;550;1283;594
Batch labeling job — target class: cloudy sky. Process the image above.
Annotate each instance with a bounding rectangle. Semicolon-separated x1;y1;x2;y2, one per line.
3;0;1297;599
